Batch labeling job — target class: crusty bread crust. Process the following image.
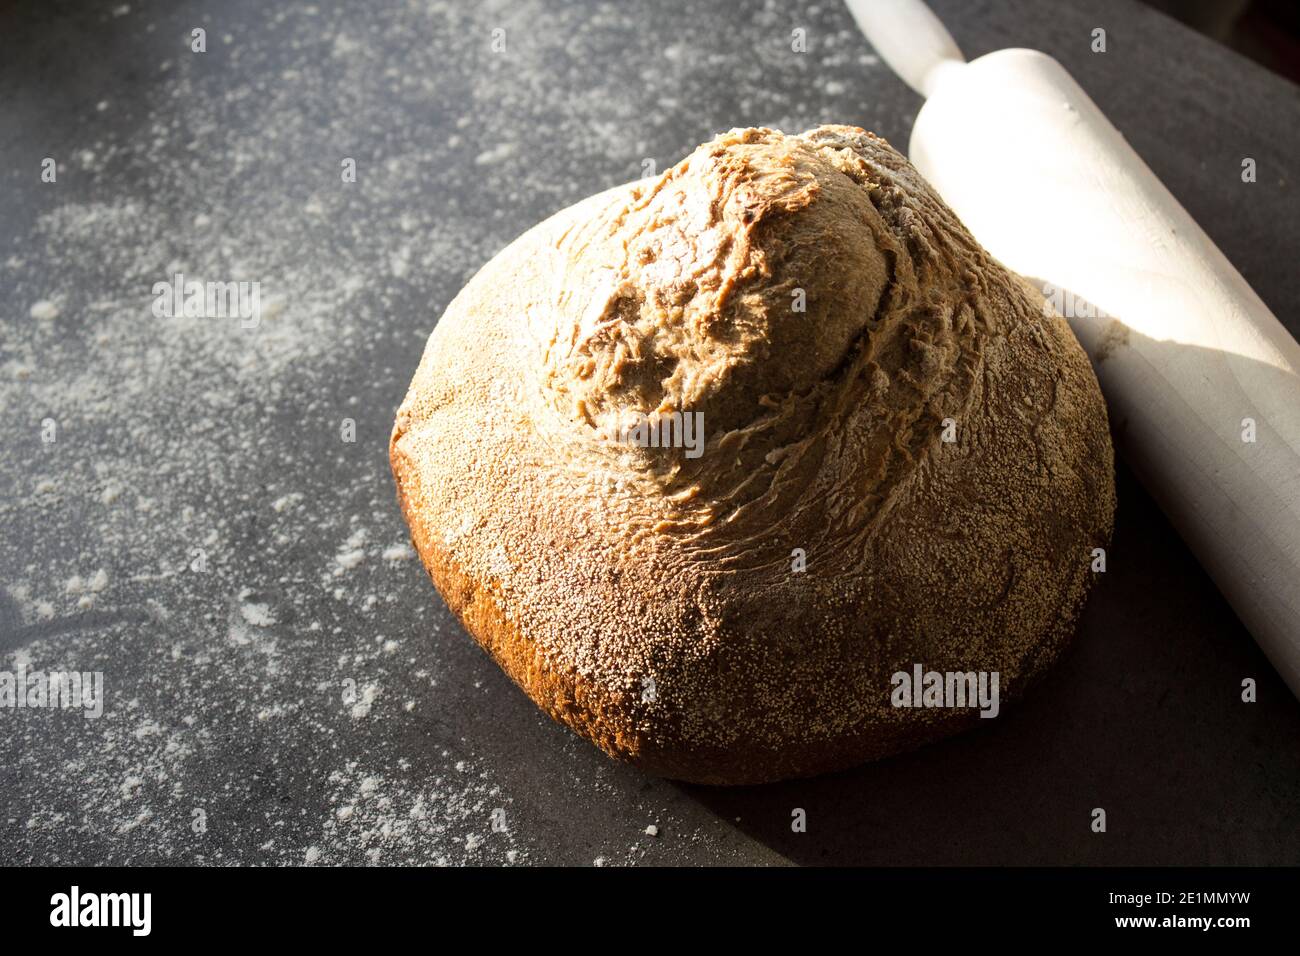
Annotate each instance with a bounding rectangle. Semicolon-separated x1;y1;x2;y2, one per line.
391;436;642;764
393;432;1016;784
390;127;1115;785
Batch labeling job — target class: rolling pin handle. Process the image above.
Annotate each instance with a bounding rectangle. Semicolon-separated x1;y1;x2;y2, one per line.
845;0;967;98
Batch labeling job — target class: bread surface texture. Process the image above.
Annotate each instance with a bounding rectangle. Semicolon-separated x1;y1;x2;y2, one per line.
390;126;1115;785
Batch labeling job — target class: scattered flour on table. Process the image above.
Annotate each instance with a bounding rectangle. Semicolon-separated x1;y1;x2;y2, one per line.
29;298;61;321
0;0;529;866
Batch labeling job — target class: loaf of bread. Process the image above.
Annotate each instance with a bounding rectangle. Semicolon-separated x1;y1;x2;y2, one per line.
391;126;1115;785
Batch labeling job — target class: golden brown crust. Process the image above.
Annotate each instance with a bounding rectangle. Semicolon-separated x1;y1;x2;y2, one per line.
390;126;1116;785
391;440;642;763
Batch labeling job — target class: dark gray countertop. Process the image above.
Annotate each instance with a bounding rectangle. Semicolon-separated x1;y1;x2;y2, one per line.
1;0;1297;866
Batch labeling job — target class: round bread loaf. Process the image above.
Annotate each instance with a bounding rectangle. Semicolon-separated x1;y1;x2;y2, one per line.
390;126;1115;785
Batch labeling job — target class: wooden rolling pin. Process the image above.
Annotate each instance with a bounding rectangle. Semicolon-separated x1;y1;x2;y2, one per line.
847;0;1300;699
